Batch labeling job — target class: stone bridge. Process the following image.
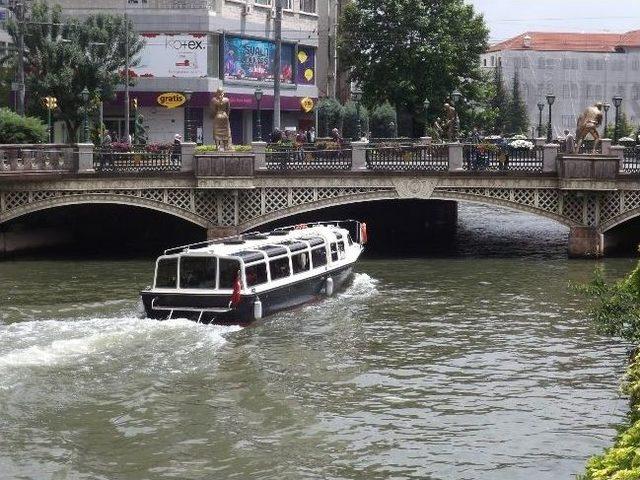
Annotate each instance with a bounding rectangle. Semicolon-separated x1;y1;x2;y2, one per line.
2;139;640;257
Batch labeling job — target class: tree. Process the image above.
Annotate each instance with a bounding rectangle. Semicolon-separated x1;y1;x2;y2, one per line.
506;70;529;135
317;98;343;137
3;1;144;142
490;65;510;134
342;101;369;140
370;102;398;138
339;0;489;136
605;112;636;140
0;107;47;143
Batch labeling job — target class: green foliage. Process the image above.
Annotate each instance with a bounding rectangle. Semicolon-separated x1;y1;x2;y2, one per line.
576;263;640;342
339;0;488;133
506;70;529;135
342;101;369;140
0;107;47;143
605;112;636;140
370;102;398;138
3;1;144;142
317;98;343;137
490;65;510;134
195;144;252;154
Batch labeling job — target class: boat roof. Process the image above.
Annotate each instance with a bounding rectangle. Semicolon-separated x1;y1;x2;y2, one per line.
164;224;349;258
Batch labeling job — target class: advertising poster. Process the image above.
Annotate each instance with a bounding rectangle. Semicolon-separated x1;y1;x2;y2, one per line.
133;33;208;78
223;36;294;84
295;46;315;85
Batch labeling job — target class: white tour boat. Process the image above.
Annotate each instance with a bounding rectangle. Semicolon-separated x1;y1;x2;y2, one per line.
140;220;367;324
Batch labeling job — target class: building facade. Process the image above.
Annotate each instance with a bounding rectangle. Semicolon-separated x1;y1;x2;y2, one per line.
482;31;640;138
55;0;320;144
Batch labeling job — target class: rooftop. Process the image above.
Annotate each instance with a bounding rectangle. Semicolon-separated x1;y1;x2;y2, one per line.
488;30;640;53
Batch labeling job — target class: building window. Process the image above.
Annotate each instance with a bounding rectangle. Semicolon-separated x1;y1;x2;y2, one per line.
632;84;640;101
283;0;293;9
633;58;640;71
611;59;625;71
483;58;487;67
491;56;495;67
254;0;272;6
562;58;578;70
299;0;315;13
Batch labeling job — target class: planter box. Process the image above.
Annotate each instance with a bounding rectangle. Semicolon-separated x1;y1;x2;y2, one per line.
558;154;619;190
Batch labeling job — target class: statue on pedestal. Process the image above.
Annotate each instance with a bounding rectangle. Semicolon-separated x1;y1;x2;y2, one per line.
442;103;460;142
575;102;603;154
210;88;232;150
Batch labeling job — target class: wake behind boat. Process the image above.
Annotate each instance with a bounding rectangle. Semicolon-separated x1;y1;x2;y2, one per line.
140;220;367;324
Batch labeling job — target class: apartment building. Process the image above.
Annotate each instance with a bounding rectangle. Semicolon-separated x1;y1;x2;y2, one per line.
481;31;640;137
54;0;320;144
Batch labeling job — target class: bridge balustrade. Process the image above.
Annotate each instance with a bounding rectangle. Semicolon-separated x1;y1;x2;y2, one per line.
0;144;76;174
462;144;543;173
93;150;181;173
622;146;640;173
265;149;352;171
365;144;449;171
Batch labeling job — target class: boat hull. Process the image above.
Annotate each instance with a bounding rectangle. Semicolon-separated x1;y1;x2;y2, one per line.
141;263;354;325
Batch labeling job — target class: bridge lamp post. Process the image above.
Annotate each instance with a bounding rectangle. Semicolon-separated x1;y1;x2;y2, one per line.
613;96;623;144
81;87;90;143
451;89;462;105
254;87;263;142
603;103;610;138
546;93;555;143
423;98;430;136
537;102;545;137
351;85;363;140
183;90;193;142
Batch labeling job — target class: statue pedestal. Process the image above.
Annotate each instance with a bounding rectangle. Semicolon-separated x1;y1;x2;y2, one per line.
558;154;619;190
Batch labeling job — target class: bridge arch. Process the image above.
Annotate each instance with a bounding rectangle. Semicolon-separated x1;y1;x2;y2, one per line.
0;193;210;228
238;189;579;232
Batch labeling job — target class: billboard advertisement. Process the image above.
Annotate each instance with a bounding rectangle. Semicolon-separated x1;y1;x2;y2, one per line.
223;36;293;84
132;33;208;78
296;46;315;85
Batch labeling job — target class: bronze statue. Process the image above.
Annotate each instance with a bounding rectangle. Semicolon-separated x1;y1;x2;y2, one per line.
210;88;232;150
442;103;460;142
432;117;444;142
575;102;603;154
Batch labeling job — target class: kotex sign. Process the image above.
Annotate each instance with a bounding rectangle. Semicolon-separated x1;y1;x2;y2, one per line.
133;33;208;78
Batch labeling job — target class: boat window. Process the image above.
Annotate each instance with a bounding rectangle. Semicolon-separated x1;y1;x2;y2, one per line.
292;251;310;274
245;262;268;287
269;257;291;280
156;258;178;288
338;241;345;257
219;259;241;289
180;257;216;289
330;243;338;262
311;246;328;268
347;234;354;246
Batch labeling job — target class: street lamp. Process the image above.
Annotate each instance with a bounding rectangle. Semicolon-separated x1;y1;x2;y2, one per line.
537;102;545;137
183;90;193;142
351;84;363;140
546;93;556;143
423;98;430;136
254;87;263;141
603;103;610;138
81;86;90;143
613;95;623;144
451;89;462;105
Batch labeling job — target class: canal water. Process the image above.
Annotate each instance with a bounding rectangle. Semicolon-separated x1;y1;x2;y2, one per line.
0;205;635;480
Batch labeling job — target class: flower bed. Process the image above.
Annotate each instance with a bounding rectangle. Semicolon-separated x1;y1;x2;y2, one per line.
194;144;252;154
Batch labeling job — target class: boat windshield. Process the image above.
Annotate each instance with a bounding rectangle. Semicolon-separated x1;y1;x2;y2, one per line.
180;256;216;289
219;258;241;289
156;258;178;288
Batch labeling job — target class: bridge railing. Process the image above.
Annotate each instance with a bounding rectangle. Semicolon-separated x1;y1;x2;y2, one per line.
93;149;181;173
265;148;352;171
462;144;544;173
365;144;449;171
0;144;77;174
622;146;640;173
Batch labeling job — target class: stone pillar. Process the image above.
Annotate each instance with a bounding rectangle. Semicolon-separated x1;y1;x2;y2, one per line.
207;226;239;240
611;145;626;172
534;137;546;148
448;143;463;172
351;140;368;170
419;136;432;145
601;138;612;156
76;143;94;173
252;141;267;170
568;226;603;258
543;143;559;173
180;142;196;173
